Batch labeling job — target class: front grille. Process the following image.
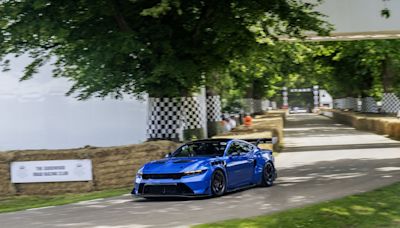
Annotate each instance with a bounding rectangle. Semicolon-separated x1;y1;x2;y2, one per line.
142;173;184;180
143;183;194;195
138;183;145;194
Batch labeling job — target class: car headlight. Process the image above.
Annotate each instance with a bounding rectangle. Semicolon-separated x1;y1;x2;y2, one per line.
136;169;143;178
183;169;207;176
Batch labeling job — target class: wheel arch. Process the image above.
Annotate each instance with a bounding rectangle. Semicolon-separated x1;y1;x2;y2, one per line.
212;166;228;181
210;166;229;191
261;160;276;187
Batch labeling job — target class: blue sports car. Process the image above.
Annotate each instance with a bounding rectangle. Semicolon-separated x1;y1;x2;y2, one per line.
132;138;277;198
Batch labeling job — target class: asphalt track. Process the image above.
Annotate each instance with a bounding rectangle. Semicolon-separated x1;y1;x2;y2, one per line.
1;114;400;228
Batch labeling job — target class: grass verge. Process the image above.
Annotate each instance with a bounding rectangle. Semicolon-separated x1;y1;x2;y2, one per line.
0;187;131;213
195;182;400;228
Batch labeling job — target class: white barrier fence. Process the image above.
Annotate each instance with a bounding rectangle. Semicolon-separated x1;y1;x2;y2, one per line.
333;93;400;114
382;93;400;114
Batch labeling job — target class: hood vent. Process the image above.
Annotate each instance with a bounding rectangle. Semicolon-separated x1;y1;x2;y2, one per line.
173;160;194;164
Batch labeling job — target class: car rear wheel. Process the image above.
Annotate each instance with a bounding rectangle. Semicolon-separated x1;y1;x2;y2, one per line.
261;162;275;187
211;170;226;197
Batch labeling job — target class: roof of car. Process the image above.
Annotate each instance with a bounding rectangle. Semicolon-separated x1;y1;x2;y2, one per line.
190;138;233;143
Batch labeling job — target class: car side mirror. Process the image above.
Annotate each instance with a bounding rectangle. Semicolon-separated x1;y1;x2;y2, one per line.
165;152;172;158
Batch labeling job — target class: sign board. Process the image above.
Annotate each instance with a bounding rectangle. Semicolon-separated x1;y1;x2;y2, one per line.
290;88;312;93
11;159;93;183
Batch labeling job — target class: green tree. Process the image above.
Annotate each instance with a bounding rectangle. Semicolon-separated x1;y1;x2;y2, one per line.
315;40;400;99
223;39;400;112
1;0;330;99
224;41;327;110
0;0;331;140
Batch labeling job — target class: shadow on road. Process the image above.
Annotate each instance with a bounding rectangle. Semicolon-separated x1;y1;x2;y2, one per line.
283;114;400;151
282;143;400;153
284;127;373;137
276;157;400;188
133;186;253;203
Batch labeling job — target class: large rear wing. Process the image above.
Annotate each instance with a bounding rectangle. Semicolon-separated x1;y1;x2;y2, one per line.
242;137;278;146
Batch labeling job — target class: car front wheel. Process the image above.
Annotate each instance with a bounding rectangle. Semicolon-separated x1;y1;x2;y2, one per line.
211;170;226;197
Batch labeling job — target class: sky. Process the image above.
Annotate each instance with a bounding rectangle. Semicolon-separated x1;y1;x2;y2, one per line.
0;56;147;151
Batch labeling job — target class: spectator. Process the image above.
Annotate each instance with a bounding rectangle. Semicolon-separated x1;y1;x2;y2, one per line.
221;118;232;132
229;115;237;129
243;113;253;127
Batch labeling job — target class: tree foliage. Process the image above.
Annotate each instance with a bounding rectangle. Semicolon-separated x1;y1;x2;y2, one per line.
222;38;400;110
315;40;400;99
225;41;328;100
0;0;330;99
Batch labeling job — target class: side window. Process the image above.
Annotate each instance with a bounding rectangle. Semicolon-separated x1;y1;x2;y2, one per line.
238;142;253;154
175;144;197;157
227;141;253;155
175;145;191;157
227;142;240;155
246;142;256;152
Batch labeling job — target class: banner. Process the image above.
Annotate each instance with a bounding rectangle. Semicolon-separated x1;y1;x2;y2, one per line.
11;159;92;183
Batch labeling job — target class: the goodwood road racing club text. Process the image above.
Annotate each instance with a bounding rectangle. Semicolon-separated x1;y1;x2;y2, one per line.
33;166;68;177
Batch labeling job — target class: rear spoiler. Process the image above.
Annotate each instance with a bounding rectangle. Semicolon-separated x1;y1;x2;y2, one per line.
242;137;278;146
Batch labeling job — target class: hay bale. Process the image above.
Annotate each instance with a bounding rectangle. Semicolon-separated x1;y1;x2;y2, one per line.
391;123;400;139
331;110;400;140
0;140;179;196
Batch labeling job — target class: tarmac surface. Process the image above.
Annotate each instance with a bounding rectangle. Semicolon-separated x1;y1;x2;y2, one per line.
1;113;400;228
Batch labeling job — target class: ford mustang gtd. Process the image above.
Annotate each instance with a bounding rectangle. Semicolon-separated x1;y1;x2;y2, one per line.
132;138;277;198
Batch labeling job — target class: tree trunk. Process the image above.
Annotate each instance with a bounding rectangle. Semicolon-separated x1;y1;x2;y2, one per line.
180;95;206;141
206;87;222;138
382;56;394;93
243;83;254;115
147;97;181;142
252;79;265;114
147;93;206;142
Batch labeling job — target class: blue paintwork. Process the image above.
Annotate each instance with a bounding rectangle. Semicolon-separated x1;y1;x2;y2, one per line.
132;139;276;197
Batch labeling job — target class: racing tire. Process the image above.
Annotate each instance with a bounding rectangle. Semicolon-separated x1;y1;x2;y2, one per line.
261;162;276;187
211;170;226;197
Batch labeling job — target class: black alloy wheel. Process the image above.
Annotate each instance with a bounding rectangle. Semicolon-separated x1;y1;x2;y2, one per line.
211;170;226;196
262;162;275;187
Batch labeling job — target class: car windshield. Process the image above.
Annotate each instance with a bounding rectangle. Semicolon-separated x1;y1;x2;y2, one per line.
173;141;227;157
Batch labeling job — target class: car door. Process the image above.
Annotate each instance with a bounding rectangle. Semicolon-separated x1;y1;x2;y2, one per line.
225;141;254;188
236;142;256;185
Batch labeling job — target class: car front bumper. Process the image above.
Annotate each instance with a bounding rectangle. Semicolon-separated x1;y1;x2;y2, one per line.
132;172;212;197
